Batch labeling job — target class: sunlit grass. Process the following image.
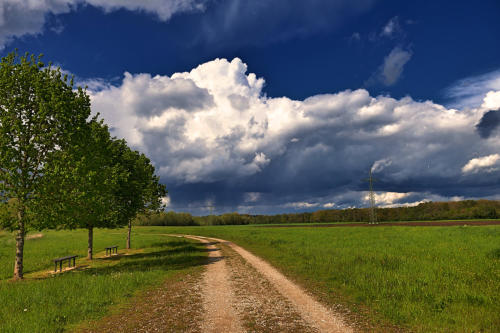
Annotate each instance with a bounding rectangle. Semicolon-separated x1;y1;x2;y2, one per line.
152;224;500;332
0;229;207;332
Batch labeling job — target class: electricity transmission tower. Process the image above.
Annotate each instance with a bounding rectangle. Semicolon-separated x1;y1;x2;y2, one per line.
208;204;215;225
366;168;378;224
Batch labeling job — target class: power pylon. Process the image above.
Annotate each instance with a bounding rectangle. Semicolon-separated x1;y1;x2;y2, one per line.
366;168;377;224
208;204;215;225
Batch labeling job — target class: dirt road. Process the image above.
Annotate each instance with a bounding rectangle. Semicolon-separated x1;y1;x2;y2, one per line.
82;235;353;333
177;235;352;333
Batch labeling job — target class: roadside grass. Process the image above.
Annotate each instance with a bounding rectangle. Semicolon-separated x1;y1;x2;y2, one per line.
0;229;207;332
147;225;500;332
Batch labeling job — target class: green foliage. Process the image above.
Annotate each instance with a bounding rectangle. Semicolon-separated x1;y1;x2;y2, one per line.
0;229;207;332
0;199;17;230
135;200;500;227
0;50;90;230
112;140;167;224
159;225;500;332
134;211;197;226
133;211;252;226
35;119;129;230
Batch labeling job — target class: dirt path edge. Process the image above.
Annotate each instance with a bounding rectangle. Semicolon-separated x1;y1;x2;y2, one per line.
175;234;353;333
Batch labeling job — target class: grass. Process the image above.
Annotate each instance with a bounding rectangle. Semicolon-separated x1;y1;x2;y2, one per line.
145;224;500;332
0;228;207;332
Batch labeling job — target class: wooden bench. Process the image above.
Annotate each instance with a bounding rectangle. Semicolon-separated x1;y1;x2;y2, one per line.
53;255;77;272
105;245;118;256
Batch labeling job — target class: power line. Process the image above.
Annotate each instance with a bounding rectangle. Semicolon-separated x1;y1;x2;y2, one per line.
364;167;378;224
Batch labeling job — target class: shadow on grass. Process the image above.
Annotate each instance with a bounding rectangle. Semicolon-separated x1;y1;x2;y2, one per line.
99;244;217;262
17;240;219;281
149;240;195;248
84;243;220;276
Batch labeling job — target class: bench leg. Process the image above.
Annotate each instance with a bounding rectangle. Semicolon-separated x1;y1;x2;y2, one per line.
55;262;57;272
73;257;76;267
59;260;62;272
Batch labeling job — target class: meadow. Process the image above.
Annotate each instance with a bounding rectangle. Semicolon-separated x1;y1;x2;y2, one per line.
149;224;500;332
0;224;498;332
0;229;207;332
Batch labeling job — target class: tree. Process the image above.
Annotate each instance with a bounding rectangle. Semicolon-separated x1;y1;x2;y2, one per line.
37;119;129;260
0;51;90;279
111;140;166;249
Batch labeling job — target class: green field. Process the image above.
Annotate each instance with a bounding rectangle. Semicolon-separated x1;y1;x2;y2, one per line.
149;224;500;332
0;229;207;332
1;224;499;332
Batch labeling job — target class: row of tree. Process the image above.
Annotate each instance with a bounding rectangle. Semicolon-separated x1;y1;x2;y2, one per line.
133;200;500;226
0;52;166;280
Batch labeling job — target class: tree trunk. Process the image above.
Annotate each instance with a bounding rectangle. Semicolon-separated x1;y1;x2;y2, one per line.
13;205;25;280
126;220;132;249
87;226;93;260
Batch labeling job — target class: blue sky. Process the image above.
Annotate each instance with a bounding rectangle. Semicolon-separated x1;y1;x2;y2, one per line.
2;0;500;214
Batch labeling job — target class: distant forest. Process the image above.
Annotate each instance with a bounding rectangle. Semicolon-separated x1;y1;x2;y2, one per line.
134;200;500;226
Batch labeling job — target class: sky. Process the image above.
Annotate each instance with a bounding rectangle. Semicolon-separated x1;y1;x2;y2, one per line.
2;0;500;215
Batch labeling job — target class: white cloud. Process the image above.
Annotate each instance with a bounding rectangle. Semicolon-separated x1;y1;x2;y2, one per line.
84;0;207;21
462;154;500;173
379;47;412;86
88;57;500;209
323;202;335;208
444;69;500;109
481;91;500;110
284;202;320;209
161;195;171;207
244;192;261;203
0;0;208;49
380;16;401;38
372;158;392;173
364;192;409;205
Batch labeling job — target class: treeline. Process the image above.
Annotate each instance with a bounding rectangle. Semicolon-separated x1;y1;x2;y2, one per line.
0;51;165;280
134;211;252;226
135;200;500;226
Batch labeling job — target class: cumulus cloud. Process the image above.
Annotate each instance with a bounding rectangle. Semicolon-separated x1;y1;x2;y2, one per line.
368;192;409;205
462;154;500;174
482;91;500;110
0;0;73;48
476;108;500;139
89;57;500;213
0;0;208;49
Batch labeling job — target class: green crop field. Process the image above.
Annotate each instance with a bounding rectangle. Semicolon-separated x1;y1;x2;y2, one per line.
0;229;207;332
145;224;500;332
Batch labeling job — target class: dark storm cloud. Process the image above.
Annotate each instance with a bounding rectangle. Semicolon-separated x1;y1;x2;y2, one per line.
92;58;500;214
126;75;214;117
476;109;500;138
